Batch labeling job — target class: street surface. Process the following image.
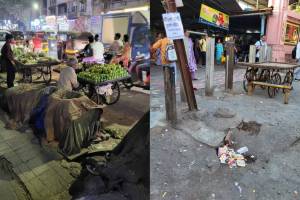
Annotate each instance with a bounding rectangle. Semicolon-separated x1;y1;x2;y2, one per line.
151;65;300;200
0;71;149;200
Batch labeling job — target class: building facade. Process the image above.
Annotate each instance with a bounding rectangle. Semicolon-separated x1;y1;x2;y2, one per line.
46;0;148;18
266;0;300;62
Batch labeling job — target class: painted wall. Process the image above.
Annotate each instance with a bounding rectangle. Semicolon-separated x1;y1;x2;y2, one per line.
266;0;300;62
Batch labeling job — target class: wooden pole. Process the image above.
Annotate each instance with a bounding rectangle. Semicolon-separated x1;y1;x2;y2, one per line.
225;41;235;91
259;45;267;62
163;65;177;123
249;45;256;63
266;46;272;62
205;37;215;96
165;0;198;111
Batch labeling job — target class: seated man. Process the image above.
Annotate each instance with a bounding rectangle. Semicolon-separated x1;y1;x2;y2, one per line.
58;57;79;91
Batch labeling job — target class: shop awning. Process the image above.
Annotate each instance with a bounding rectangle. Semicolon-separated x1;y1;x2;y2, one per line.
151;0;243;31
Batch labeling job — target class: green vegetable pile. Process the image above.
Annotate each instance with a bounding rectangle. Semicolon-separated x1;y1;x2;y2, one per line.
13;47;57;65
78;64;129;84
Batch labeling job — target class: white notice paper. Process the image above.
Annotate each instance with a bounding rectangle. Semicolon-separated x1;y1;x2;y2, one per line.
175;0;184;7
162;12;184;40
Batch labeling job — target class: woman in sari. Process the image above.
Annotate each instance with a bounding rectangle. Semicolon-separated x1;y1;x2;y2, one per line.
110;34;131;68
184;31;198;80
216;39;224;65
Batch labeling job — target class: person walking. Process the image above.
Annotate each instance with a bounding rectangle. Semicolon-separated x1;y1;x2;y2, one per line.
199;35;207;67
1;34;16;88
109;33;123;54
183;30;198;80
295;38;300;80
216;39;224;65
255;35;267;62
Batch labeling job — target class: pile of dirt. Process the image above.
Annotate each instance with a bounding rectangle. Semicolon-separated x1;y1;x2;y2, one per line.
237;121;262;135
69;111;150;200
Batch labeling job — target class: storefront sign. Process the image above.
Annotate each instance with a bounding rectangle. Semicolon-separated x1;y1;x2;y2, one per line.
199;4;229;30
162;12;184;40
91;16;102;34
57;16;69;32
44;16;57;32
284;22;299;45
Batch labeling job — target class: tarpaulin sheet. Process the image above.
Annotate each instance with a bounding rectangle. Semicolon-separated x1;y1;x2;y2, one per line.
44;89;103;155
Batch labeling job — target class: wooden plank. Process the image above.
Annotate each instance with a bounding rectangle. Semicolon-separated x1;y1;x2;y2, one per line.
251;81;292;89
205;37;215;96
165;0;198;111
163;65;177;123
249;45;256;63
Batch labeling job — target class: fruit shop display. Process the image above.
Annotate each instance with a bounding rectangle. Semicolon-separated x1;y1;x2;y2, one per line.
13;47;58;65
78;64;129;84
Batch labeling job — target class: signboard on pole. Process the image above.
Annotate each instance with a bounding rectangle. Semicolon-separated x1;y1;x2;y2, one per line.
57;16;69;32
199;4;229;30
162;12;184;40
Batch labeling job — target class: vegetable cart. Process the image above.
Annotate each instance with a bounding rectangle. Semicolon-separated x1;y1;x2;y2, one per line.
16;60;61;84
78;75;131;105
238;62;300;104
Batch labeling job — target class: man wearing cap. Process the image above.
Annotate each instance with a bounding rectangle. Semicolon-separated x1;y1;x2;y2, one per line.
57;57;79;91
1;34;16;88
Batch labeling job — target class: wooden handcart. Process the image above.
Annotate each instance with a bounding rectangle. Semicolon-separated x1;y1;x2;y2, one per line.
238;62;300;104
16;60;61;84
78;75;131;105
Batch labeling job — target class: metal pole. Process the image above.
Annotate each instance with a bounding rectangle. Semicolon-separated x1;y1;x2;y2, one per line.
164;0;198;111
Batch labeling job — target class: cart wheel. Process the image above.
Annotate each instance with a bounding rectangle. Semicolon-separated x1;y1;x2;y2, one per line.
42;67;52;84
273;73;281;94
267;85;275;98
122;78;133;89
90;91;101;104
23;69;32;83
260;70;270;89
102;82;120;105
243;69;252;92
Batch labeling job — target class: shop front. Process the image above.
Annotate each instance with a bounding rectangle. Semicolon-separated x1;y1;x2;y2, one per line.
266;0;300;62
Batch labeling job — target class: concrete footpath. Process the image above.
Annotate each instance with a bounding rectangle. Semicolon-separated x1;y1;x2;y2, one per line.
151;66;300;200
0;109;75;200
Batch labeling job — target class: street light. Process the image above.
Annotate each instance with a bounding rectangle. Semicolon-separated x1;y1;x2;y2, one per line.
33;2;39;10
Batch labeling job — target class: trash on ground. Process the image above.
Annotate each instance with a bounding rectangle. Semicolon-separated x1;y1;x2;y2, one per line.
237;120;262;135
224;129;233;146
234;182;242;197
217;145;247;168
237;146;249;154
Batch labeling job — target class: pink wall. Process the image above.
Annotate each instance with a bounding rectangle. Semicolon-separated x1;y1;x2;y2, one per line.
266;0;300;62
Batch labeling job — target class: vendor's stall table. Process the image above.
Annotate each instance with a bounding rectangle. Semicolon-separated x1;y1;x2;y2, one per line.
78;75;131;105
16;60;61;84
238;62;300;104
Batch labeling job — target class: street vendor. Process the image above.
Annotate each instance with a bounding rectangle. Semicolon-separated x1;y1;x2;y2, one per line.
1;34;16;88
57;57;79;91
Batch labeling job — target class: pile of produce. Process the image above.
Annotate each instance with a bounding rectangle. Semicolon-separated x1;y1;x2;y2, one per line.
78;64;129;84
13;47;58;65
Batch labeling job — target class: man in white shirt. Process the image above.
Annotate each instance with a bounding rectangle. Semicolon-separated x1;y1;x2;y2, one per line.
255;35;267;62
295;39;300;80
58;57;79;91
91;34;104;63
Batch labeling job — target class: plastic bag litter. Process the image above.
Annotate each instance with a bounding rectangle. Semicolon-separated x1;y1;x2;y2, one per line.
218;145;246;168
